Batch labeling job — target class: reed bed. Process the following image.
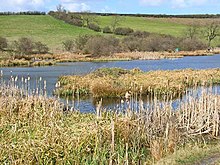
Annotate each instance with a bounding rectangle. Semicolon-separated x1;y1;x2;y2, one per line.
56;68;220;98
2;49;219;67
0;59;56;67
113;49;220;60
1;73;220;164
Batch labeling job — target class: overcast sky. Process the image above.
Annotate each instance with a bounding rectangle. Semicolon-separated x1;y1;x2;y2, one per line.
0;0;220;14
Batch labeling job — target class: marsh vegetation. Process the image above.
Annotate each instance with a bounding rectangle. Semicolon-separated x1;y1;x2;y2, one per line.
1;12;220;164
1;69;220;164
56;68;220;98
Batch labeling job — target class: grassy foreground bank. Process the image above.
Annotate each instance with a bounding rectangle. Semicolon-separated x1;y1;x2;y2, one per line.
1;75;220;164
56;68;220;98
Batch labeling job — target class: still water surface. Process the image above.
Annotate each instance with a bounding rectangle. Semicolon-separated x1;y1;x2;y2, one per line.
1;55;220;112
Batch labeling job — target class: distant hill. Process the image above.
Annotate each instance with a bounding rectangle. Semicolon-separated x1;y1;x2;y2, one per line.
0;14;219;50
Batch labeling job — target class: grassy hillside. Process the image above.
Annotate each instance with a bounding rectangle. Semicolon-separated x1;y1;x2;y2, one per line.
97;16;220;46
0;15;96;50
97;16;188;36
0;15;219;51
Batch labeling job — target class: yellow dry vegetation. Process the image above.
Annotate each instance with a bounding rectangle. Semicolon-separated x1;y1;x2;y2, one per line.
57;68;220;98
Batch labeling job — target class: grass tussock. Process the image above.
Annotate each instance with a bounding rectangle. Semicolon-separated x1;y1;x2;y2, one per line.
56;68;220;98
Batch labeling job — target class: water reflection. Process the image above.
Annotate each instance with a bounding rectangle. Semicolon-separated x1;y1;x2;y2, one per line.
58;85;220;114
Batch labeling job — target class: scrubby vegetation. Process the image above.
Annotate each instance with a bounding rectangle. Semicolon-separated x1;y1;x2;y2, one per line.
88;23;102;32
0;37;54;66
1;37;49;55
62;34;208;56
0;37;7;51
1;70;220;164
114;27;134;35
103;26;112;33
84;36;121;56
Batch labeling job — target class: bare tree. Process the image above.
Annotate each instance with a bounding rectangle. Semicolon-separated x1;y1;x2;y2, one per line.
185;24;199;40
111;15;124;32
56;4;66;13
202;22;220;46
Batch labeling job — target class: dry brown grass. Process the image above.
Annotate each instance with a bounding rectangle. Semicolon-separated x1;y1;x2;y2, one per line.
0;59;55;67
115;50;220;60
41;50;220;62
1;49;220;66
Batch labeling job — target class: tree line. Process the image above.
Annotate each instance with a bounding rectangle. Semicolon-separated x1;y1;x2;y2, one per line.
62;33;208;56
0;11;46;15
72;12;220;19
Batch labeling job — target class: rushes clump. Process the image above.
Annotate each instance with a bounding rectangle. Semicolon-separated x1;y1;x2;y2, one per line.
56;68;220;98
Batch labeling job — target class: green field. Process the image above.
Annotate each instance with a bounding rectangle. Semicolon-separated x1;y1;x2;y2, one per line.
0;15;96;50
0;15;219;50
97;16;188;36
96;16;220;46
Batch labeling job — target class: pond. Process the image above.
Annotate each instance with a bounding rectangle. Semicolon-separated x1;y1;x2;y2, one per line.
1;54;220;112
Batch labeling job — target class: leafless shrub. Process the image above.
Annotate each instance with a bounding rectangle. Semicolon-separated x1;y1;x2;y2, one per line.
103;26;112;33
85;36;120;56
114;27;134;35
0;37;7;51
88;23;101;32
131;30;150;38
75;34;92;51
179;38;207;51
14;37;34;54
62;40;75;52
35;41;49;54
